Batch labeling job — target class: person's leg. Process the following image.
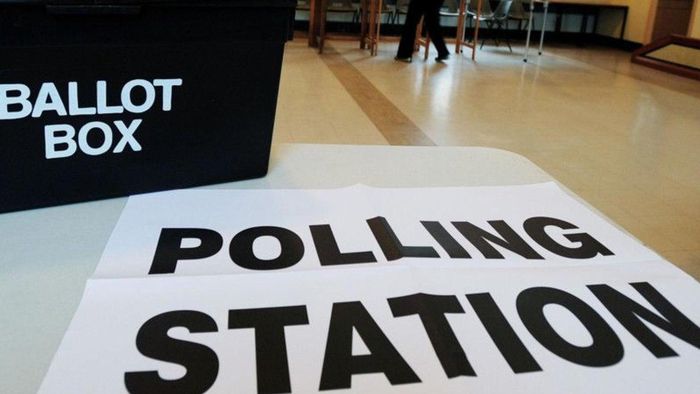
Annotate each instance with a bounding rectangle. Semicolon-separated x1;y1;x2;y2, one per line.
424;0;449;58
396;0;425;59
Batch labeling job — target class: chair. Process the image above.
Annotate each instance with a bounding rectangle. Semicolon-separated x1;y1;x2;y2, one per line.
438;0;464;49
465;0;492;32
466;0;493;23
382;0;397;24
468;0;513;51
508;0;531;30
392;0;410;24
440;0;461;18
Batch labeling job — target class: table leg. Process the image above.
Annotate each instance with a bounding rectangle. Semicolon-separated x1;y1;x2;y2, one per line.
374;0;383;56
360;0;368;49
455;0;467;54
523;0;534;62
578;14;588;47
368;0;377;55
620;8;627;40
308;0;318;47
593;9;599;36
472;0;482;60
319;0;327;53
538;1;548;56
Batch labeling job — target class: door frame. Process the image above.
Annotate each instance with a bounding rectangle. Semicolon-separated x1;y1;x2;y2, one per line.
690;0;699;37
645;0;698;43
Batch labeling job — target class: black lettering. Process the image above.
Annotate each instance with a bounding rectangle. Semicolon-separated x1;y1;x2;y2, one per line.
452;221;543;260
466;292;542;373
367;216;439;261
319;301;421;390
388;293;474;377
229;226;304;270
124;311;219;394
149;228;223;274
517;287;623;367
310;224;377;266
421;221;471;258
589;282;700;357
524;217;614;259
229;306;309;394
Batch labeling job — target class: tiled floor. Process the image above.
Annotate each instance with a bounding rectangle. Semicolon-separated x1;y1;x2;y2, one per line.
273;38;700;280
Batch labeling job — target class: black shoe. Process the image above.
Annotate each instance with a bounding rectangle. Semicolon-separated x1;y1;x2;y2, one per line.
435;53;450;62
394;55;412;63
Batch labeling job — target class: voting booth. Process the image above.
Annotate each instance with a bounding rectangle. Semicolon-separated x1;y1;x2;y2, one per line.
0;0;296;213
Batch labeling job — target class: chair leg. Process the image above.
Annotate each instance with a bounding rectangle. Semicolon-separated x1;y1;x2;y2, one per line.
494;21;501;48
360;5;368;49
502;21;512;52
319;2;327;54
494;20;512;52
470;17;474;41
495;21;501;47
424;33;431;61
481;20;492;49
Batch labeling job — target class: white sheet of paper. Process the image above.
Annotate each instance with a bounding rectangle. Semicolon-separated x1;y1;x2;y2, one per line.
40;184;700;393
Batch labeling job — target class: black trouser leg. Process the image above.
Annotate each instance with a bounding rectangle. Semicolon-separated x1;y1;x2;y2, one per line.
397;1;425;58
424;1;449;57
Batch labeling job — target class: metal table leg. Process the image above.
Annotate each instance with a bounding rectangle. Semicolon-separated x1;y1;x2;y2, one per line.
523;1;535;62
538;1;548;55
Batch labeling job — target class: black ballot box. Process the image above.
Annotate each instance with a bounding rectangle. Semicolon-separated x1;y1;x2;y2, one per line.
0;0;296;213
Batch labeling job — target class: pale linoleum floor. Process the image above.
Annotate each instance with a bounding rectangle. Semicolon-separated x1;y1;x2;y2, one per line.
272;38;700;280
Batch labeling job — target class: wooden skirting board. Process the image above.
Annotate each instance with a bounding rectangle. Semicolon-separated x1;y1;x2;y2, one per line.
631;35;700;81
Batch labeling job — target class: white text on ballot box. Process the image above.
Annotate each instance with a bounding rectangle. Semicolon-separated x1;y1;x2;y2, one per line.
41;184;700;393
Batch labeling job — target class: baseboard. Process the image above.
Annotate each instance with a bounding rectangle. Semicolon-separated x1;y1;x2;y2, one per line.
631;35;700;81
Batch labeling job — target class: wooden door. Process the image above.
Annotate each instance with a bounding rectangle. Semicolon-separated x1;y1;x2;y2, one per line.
652;0;695;40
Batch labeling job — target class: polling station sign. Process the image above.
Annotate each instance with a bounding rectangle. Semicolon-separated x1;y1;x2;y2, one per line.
40;184;700;393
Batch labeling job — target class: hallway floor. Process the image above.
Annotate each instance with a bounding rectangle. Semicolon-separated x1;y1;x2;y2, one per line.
273;38;700;280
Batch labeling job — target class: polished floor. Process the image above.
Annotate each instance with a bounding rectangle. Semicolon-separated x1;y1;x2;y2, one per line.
272;37;700;280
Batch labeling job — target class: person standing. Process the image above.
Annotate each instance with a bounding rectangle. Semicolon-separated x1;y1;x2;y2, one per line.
395;0;450;63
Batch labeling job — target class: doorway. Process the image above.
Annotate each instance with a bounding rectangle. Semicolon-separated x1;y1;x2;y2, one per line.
651;0;696;41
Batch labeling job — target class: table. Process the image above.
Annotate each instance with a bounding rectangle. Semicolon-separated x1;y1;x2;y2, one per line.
0;143;557;393
524;0;549;62
524;1;630;62
536;1;629;40
308;0;384;55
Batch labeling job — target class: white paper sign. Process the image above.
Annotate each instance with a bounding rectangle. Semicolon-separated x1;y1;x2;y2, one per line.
40;184;700;394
